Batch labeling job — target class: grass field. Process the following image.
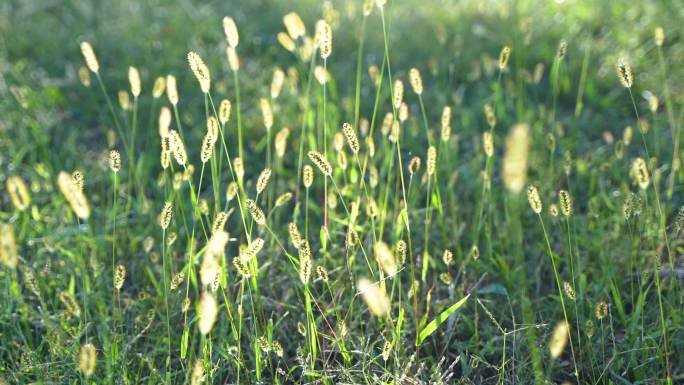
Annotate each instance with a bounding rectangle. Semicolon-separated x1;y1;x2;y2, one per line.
1;0;683;383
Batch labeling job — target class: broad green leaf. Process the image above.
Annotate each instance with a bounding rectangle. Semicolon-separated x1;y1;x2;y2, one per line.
416;294;470;346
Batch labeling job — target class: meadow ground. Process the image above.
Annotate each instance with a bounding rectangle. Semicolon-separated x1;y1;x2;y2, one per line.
0;0;683;384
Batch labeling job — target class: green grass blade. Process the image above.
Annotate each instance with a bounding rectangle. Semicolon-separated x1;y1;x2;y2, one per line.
416;294;470;346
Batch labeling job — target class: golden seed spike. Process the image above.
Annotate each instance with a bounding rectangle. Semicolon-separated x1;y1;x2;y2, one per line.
502;124;530;193
222;16;239;48
616;57;633;88
128;66;141;97
526;185;542;214
80;42;99;73
498;46;511;70
358;278;390;316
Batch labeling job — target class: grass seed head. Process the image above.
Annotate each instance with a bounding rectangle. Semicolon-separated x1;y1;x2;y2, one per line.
246;199;266;226
226;182;238;201
441;105;452;133
223;16;239;47
58;171;90;219
256;168;272;194
275;127;290;158
219;99;232;124
170;272;185;290
308;151;332;176
502;123;530;193
442;249;453;265
271;67;285;98
118;90;130;110
0;224;18;269
114;264;126;291
108;149;121;173
369;166;379;189
158;201;174;229
198;291;218;335
316;20;332;59
399;102;409;122
646;92;659;113
260;98;273;129
526;185;542;213
368;65;380;86
549;204;559;217
623;125;633;145
388;118;401;143
362;0;374;15
152;76;166;98
563;281;576;300
483;132;494;157
277;32;296;52
283;12;306;39
187;51;211;93
200;253;220;288
206;117;219;141
275;192;293;207
382;340;392;361
200;134;214;163
168;130;187;166
374;241;397;276
549;320;569;359
160;138;171;169
288;223;303;248
166;75;179;105
58;290;81;318
426;146;437;176
7;176;30;211
396;240;407;265
409;68;423;94
342;122;360;154
484;104;496;128
78;344;97;378
212;212;229;234
409;156;421;176
595;301;609;319
158;107;172;137
316;266;329;282
191;360;205;385
232;256;250;278
78;66;91;87
337;150;348;170
556;39;567;60
80;42;99;73
346;227;359;248
630;157;650;189
314;65;329;84
233;157;244;181
616;57;633;88
559;190;572;216
79;343;97;377
303;164;314;188
128;66;141;97
298;239;312;284
470;245;480;261
393;79;404;109
654;27;664;47
358;278;390;316
498;46;511;70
